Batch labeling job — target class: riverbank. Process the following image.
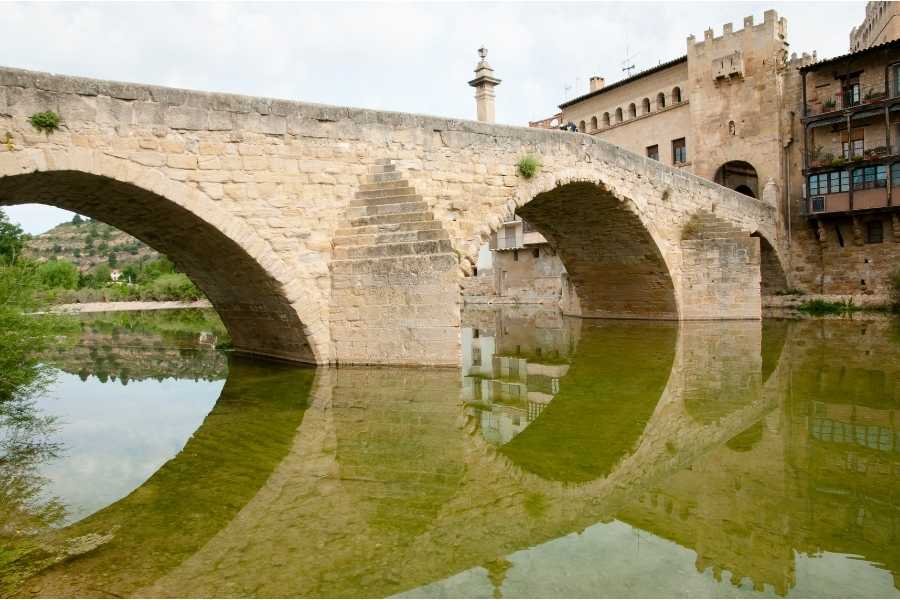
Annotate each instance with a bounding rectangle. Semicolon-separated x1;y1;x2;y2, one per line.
46;300;213;314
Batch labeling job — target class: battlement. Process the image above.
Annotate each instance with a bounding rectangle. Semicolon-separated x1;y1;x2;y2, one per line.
687;10;787;50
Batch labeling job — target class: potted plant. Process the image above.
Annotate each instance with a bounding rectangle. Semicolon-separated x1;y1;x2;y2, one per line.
864;88;886;103
822;97;837;111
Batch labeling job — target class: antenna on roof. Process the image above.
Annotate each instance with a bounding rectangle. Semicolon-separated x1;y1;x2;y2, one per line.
622;45;638;77
564;82;572;100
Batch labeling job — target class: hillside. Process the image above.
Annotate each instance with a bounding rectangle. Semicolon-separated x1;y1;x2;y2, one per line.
24;217;160;272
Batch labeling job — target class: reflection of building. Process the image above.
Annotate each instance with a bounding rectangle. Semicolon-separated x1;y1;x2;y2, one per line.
617;319;900;596
460;306;575;445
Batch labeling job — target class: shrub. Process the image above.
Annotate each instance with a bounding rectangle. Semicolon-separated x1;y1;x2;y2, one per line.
27;111;61;134
516;155;541;179
37;260;79;290
797;298;859;316
147;273;202;301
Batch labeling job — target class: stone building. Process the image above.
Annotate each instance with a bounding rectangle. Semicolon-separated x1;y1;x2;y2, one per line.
529;6;900;302
796;38;900;296
851;1;900;52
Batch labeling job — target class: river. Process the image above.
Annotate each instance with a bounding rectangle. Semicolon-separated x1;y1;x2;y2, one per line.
1;306;899;598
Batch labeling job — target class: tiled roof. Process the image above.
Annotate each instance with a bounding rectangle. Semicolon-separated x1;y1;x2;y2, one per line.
558;55;687;110
800;37;900;73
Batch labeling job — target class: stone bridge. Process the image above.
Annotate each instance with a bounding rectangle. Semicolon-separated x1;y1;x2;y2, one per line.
0;66;782;365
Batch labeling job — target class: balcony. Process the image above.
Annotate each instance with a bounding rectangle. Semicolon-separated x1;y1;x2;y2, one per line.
807;146;894;172
805;88;889;118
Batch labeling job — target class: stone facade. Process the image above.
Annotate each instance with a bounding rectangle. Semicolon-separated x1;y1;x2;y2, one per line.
851;1;900;52
0;66;776;365
539;7;900;303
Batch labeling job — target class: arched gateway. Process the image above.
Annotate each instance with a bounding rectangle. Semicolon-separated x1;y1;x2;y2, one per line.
0;66;782;365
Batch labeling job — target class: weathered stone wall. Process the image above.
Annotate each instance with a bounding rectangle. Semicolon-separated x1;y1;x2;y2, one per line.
0;66;777;364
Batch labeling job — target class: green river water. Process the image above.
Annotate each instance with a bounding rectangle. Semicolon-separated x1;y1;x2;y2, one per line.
1;306;899;598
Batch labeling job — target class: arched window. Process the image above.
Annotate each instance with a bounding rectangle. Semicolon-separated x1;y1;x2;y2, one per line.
578;120;586;133
602;112;610;127
615;107;623;123
672;87;682;103
657;93;666;110
642;98;651;114
590;116;598;131
628;103;637;119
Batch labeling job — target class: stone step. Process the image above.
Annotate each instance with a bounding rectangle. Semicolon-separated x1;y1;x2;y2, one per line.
369;171;402;183
334;220;442;237
350;193;421;208
330;251;458;273
333;228;449;247
356;186;417;200
332;239;454;260
348;201;428;219
349;211;436;227
360;179;410;192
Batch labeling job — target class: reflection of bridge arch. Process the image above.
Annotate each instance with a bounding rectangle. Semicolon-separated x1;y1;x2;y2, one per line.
13;320;795;598
17;359;316;597
0;168;329;364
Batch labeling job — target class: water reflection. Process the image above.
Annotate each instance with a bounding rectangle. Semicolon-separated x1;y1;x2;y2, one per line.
2;307;899;598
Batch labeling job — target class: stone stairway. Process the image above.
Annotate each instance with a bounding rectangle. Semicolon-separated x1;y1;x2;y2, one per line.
681;210;749;240
329;160;460;365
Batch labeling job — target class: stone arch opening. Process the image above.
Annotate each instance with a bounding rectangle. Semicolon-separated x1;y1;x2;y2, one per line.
657;92;666;110
516;181;678;320
750;231;788;295
714;160;759;198
672;86;682;103
0;171;321;364
590;115;598;131
615;107;623;123
602;112;610;127
628;103;637;119
642;98;651;114
578;120;586;132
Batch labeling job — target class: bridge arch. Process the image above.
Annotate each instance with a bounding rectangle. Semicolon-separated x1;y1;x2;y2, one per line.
0;159;329;364
514;179;679;320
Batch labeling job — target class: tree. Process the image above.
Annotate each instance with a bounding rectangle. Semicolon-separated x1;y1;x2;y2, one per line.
37;260;79;289
107;254;118;268
71;214;84;226
0;209;26;265
92;263;112;286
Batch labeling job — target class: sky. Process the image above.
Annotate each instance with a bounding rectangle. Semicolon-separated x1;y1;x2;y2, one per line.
1;1;864;234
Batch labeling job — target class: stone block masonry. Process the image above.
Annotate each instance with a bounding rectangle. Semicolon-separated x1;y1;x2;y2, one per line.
0;66;778;365
330;161;460;365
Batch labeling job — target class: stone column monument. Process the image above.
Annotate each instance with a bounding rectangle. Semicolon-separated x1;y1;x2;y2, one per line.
468;46;501;123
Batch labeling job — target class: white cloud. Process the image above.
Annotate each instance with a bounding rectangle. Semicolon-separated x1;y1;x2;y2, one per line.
0;1;865;234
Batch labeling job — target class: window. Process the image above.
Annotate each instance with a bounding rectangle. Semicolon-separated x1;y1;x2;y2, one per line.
590;116;598;131
642;98;651;113
513;249;519;261
602;112;610;127
578;120;586;132
866;220;884;244
843;139;865;159
615;107;623;123
628;103;637;118
672;138;687;164
657;92;666;110
646;145;659;161
808;170;849;195
852;165;887;190
892;63;900;97
672;87;682;103
892;162;900;186
532;247;540;258
844;81;861;107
